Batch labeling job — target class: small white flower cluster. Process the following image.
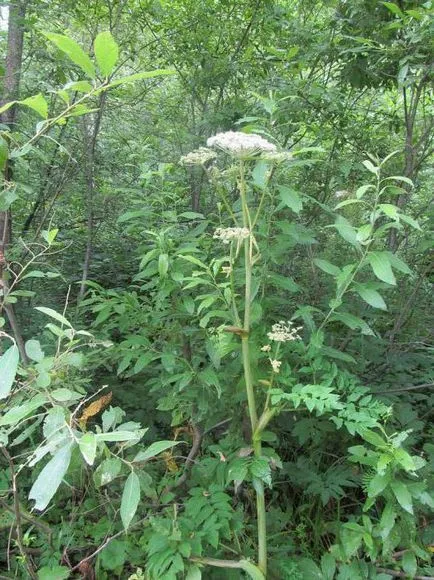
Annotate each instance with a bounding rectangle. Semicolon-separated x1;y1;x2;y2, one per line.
206;131;276;158
270;359;282;373
213;227;250;244
180;147;217;166
267;320;302;343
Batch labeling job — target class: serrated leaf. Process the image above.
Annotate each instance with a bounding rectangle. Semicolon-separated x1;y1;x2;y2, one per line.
278;185;303;214
368;472;390;497
94;31;119;77
44;32;95;78
354;285;387;310
379;502;396;540
391;480;413;514
158;253;169;277
133;440;179;462
0;344;19;399
29;443;73;511
78;432;97;465
120;471;140;530
35;306;72;327
367;252;396;285
321;553;336;580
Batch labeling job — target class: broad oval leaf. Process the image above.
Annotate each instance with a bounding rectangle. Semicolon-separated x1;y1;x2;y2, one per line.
94;31;119;77
0;344;19;399
367;252;396;285
354;285;387;310
29;442;73;511
25;339;44;362
120;471;140;530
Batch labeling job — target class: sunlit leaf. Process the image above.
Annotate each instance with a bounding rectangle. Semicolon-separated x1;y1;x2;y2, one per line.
94;31;119;77
29;442;73;511
0;344;19;399
44;32;95;78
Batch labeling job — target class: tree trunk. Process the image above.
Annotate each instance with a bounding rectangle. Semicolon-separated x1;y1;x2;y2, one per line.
0;1;28;362
77;93;107;302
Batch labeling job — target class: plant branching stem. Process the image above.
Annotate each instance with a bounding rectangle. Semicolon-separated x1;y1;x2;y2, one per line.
239;160;267;576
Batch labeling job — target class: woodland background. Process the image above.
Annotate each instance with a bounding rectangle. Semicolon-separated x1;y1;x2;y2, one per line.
0;1;433;579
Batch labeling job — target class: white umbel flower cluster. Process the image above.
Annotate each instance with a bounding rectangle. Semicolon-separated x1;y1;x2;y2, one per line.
213;227;250;244
207;131;276;158
180;147;217;166
267;320;303;343
270;359;282;373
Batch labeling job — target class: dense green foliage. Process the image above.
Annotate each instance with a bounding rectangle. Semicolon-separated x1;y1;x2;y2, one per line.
0;1;433;578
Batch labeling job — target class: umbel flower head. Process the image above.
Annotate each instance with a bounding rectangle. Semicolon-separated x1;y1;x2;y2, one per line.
267;320;303;343
180;147;217;166
207;131;276;158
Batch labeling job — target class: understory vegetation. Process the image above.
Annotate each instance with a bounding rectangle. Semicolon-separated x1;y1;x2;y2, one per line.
0;1;433;578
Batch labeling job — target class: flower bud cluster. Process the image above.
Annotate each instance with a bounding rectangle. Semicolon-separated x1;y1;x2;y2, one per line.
213;227;250;244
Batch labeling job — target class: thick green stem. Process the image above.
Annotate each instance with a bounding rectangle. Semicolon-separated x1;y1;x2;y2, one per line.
239;160;267;576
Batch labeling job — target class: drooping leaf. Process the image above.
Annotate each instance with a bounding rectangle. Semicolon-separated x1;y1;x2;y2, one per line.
29;442;73;511
0;344;19;399
35;306;72;327
120;471;140;530
133;440;179;462
0;394;48;426
391;480;413;514
43;32;96;78
0;136;8;171
354;285;387;310
78;432;97;465
94;31;119;77
367;252;396;285
79;392;112;427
